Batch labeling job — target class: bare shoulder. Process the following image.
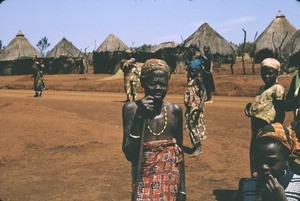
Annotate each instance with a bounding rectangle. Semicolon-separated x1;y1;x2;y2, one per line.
164;102;182;114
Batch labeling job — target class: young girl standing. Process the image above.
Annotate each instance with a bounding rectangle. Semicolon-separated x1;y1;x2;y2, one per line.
184;59;207;157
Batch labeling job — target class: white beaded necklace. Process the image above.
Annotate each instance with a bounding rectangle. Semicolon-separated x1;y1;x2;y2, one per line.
147;104;168;138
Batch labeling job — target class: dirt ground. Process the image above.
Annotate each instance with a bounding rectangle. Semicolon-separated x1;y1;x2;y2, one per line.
0;63;296;201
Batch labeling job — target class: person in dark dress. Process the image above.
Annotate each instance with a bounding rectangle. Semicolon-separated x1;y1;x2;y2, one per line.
200;46;215;103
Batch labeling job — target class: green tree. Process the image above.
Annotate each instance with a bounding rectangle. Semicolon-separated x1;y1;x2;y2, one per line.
134;44;153;52
36;37;50;57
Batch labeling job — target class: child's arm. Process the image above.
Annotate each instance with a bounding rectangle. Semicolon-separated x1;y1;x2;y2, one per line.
172;105;186;200
244;103;252;117
122;101;146;163
273;85;285;123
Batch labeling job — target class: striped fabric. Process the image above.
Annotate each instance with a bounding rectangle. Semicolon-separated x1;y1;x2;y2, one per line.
285;174;300;201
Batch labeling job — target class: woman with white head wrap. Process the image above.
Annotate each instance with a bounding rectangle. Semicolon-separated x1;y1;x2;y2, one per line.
244;58;286;175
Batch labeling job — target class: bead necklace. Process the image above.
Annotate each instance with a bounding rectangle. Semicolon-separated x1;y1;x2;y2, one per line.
147;104;168;138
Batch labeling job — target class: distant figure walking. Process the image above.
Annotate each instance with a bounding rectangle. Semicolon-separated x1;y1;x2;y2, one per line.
32;61;45;97
184;58;207;156
120;58;140;101
199;46;215;103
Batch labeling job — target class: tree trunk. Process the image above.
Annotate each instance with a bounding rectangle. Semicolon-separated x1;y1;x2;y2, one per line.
251;31;258;74
242;29;246;75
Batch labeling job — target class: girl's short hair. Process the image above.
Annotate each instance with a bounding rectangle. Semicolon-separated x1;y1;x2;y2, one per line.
253;137;291;159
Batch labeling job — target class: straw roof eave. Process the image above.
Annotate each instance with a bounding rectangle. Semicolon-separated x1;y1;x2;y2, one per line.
152;42;178;52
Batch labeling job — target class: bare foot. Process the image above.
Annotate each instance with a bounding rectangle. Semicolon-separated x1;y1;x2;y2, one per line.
190;147;204;157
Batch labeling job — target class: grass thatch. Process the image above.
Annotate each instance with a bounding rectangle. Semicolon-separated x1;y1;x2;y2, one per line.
152;42;177;52
283;29;300;57
47;37;83;58
283;29;300;67
0;31;41;61
254;11;297;60
183;23;235;56
96;34;129;52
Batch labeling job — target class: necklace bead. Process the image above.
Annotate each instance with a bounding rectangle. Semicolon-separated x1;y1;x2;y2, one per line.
147;104;168;137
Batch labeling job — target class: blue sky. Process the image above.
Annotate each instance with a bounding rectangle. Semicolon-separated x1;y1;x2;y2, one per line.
0;0;299;52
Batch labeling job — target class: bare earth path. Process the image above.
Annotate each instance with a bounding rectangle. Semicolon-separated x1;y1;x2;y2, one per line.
0;89;293;201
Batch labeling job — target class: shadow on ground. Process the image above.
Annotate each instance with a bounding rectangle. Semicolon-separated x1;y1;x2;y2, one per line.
213;189;237;201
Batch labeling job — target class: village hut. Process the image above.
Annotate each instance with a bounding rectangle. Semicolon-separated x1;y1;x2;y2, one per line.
282;29;300;67
45;37;84;74
96;34;130;52
152;42;177;52
152;45;192;74
0;31;42;75
183;23;235;58
254;11;297;63
93;34;130;74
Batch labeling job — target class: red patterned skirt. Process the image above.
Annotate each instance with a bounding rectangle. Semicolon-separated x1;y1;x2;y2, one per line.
132;138;182;201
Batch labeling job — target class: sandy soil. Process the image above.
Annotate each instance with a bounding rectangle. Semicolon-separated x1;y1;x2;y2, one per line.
0;63;296;201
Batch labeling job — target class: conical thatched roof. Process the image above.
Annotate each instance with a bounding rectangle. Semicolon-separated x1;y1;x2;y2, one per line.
0;31;41;61
47;37;83;58
152;42;177;52
96;34;129;52
254;11;297;56
183;23;235;56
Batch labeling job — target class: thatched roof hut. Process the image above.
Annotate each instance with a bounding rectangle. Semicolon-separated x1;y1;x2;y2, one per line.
183;23;235;56
152;42;177;52
0;31;41;61
254;11;297;62
47;37;83;58
44;38;84;74
0;31;41;75
96;34;129;52
282;29;300;67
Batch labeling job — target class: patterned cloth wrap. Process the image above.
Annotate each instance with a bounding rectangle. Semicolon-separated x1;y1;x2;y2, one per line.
132;138;182;201
256;122;300;175
141;59;171;80
121;58;140;98
249;84;285;123
184;78;207;144
33;62;45;93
